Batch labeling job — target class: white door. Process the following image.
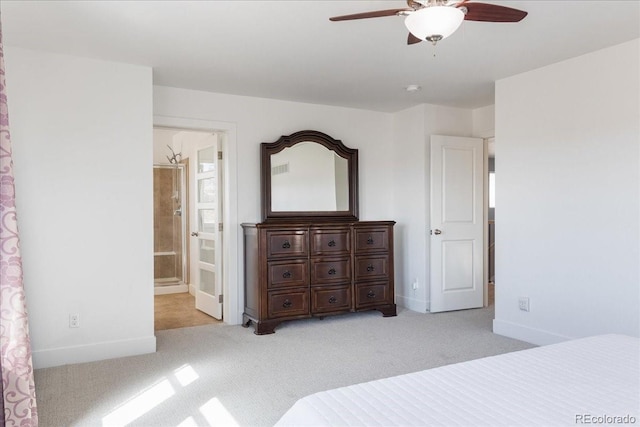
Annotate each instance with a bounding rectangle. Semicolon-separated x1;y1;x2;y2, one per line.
430;135;484;312
192;136;223;319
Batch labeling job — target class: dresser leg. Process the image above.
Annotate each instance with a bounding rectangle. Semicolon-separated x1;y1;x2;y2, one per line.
242;314;253;328
254;320;280;335
376;304;397;317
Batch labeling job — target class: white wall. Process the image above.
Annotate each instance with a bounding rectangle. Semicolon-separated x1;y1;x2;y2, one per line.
392;104;475;312
493;39;640;344
472;105;495;138
5;47;155;368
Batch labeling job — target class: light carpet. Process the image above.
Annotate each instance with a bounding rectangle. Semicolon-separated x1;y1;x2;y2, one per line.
34;306;534;426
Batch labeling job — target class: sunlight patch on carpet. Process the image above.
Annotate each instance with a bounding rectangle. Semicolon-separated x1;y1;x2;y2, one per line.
177;416;199;426
174;364;199;387
102;378;175;426
200;397;239;426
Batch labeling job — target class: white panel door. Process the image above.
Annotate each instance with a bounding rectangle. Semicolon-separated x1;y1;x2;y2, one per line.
192;136;223;319
430;135;484;312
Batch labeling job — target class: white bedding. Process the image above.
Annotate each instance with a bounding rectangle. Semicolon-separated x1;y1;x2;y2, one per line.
275;334;639;426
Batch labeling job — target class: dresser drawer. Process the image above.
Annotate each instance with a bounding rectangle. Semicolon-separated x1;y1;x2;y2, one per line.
355;282;390;308
266;230;308;259
268;260;308;289
310;257;351;285
311;228;351;256
354;255;389;281
311;285;352;314
268;289;309;318
354;227;389;253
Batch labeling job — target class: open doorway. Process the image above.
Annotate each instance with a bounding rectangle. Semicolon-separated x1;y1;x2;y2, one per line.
487;137;495;306
153;127;225;330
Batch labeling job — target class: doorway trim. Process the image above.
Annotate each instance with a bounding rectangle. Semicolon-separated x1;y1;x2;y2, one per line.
481;134;495;308
483;137;490;307
153;115;240;325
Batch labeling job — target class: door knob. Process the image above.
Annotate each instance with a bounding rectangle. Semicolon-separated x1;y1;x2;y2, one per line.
433;229;442;235
191;231;199;237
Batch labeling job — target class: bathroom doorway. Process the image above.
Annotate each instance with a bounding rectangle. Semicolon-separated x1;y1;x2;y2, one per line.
153;127;224;330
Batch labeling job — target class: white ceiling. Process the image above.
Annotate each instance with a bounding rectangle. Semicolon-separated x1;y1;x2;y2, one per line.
1;1;638;112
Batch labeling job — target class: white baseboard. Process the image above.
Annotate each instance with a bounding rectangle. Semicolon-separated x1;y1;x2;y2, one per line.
189;283;196;296
154;284;189;295
396;294;428;313
32;335;157;369
493;319;572;346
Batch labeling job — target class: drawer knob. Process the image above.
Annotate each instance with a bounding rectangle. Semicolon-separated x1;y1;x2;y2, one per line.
367;290;376;299
282;299;293;308
367;235;374;245
328;296;337;304
367;264;375;272
282;240;291;249
282;270;292;279
328;268;336;275
328;240;336;247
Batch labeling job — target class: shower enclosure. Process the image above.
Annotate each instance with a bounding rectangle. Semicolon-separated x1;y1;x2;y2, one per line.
153;164;187;289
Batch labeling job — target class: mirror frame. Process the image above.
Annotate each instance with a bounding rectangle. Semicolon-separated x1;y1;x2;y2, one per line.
261;130;359;222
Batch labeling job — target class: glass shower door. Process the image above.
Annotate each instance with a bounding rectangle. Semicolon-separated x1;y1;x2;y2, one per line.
153;164;186;288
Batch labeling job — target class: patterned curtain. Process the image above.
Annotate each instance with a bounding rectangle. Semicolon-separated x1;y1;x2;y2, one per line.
0;18;38;427
0;357;3;427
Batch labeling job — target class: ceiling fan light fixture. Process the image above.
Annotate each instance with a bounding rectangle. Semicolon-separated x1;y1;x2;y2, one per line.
404;6;464;44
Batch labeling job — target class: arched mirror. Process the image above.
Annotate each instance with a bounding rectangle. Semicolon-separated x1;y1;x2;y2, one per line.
261;130;358;221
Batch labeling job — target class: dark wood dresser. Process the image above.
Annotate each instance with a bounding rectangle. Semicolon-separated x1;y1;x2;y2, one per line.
245;129;396;334
242;221;396;334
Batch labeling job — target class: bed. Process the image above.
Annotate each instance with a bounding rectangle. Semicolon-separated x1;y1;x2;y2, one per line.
275;334;639;426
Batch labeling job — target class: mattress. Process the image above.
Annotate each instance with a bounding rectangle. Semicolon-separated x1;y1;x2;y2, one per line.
275;334;640;426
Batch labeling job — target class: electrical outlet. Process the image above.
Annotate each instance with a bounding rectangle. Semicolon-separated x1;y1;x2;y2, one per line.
69;314;80;328
518;297;530;312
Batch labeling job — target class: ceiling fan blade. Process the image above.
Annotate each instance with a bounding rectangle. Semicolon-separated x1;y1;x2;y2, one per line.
462;2;528;22
329;8;410;21
408;33;422;45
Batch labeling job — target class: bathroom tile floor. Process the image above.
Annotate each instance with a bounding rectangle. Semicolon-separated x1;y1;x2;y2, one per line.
154;292;222;331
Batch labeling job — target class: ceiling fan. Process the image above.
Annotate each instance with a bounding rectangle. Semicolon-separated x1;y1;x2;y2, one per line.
330;0;528;45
